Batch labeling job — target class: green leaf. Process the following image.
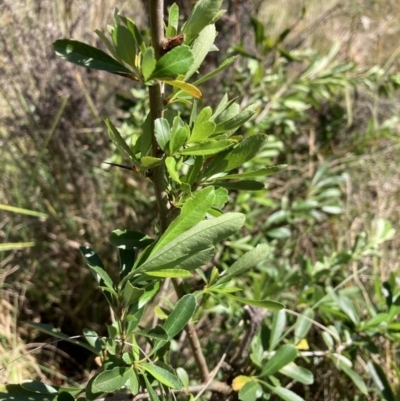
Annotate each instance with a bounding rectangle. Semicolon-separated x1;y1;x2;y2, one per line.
214;187;229;207
95;29;119;60
167;3;179;35
122;282;144;307
80;248;115;292
204;134;266;178
151;46;194;79
193;56;237;85
24;322;97;354
280;363;314;385
368;361;395;401
154;118;170;151
136;326;168;341
165;156;181;184
21;381;57;394
214;104;257;134
214;166;287;180
182;0;223;44
53;39;131;74
178;140;233;156
269;310;286;351
269;385;305;401
225;295;284;311
184;156;203;185
145;269;192;278
238;381;263;401
215;180;265;191
0;384;58;401
141;363;182;390
93;367;131;393
154;186;216;252
135;213;245;273
260;344;298;377
189;121;216;143
338;362;368;395
294;308;314;344
142;47;156;81
217;244;269;284
112;24;137;66
120;16;145;54
141;156;162;168
185;24;216;80
328;289;360;325
104;118;136;163
170;125;188;154
143;374;160;401
0;204;47;218
127;369;139;395
109;230;153;249
163;294;197;338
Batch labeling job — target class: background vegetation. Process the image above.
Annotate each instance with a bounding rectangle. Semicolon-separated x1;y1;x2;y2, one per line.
1;0;399;399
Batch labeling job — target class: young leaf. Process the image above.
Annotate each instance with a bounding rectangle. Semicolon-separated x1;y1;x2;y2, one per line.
154;118;170;151
182;0;223;44
122;282;144;307
165;156;181;183
104;118;137;163
112;24;137;67
217;244;269;284
167;3;179;36
150;46;194;79
142;47;156;81
261;344;298;377
170;126;188;154
189;120;216;143
214;104;257;134
95;29;119;60
153;186;216;252
93;367;131;393
178;140;233;156
204;134;266;178
120;16;145;54
141;156;162;168
140;363;182;390
53;39;131;74
135;213;245;273
185;24;216;80
162;294;196;338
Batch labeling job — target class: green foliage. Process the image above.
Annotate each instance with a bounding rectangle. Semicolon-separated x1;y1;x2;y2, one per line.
4;1;399;401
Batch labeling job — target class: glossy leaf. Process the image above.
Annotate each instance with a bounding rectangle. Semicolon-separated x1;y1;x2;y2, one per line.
185;24;216;80
134;212;245;273
142;47;156;81
151;46;194;79
182;0;223;44
238;381;263;401
112;24;136;66
154;186;216;252
167;3;179;36
162;294;197;338
165;156;181;183
109;230;153;249
261;344;298;377
280;363;314;385
104;118;136;162
92;367;131;393
141;363;182;390
204;134;266;178
154;118;170;151
178;140;233;156
217;244;269;284
53;39;131;74
269;309;287;351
